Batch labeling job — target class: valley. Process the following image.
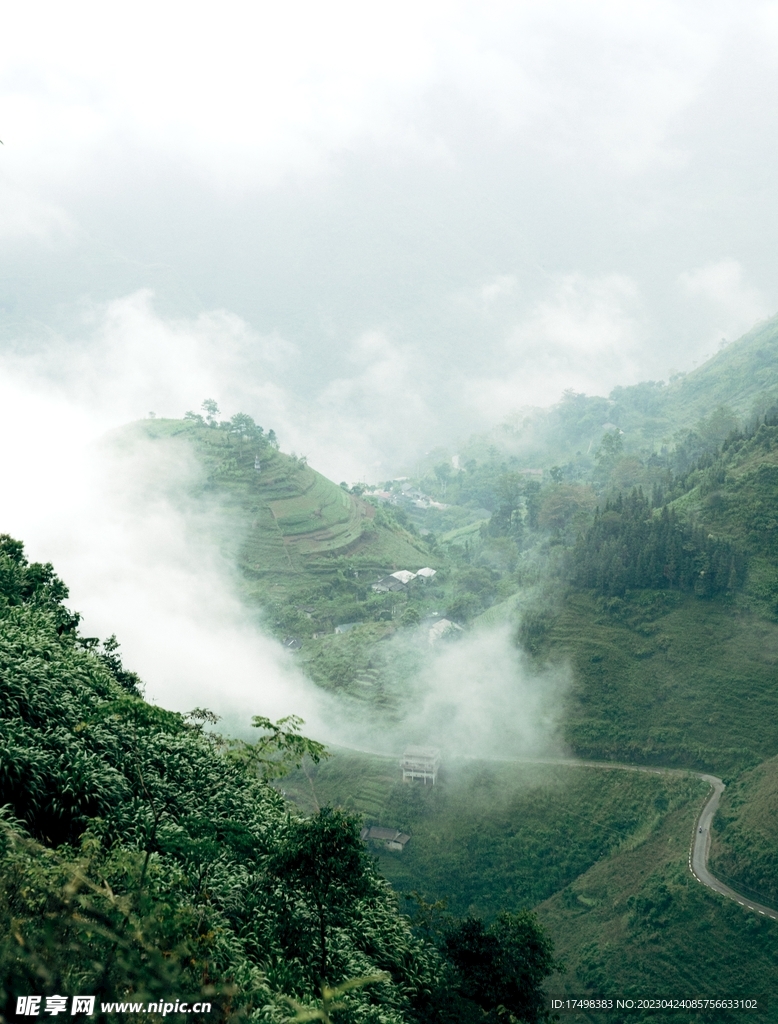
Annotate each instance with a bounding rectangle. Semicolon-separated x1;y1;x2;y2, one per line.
5;316;778;1019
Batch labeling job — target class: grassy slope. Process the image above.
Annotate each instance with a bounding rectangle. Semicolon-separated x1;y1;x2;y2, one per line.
710;754;778;910
537;797;778;1023
547;591;778;775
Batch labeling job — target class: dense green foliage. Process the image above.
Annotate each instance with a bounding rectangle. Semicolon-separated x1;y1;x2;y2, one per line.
0;537;447;1021
437;912;557;1024
568;490;745;598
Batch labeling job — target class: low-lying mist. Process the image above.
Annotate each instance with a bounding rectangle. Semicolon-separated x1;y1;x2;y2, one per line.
0;298;568;762
330;620;569;761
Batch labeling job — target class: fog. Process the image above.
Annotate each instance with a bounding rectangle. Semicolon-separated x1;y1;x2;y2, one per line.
0;355;336;734
337;622;569;760
2;0;775;751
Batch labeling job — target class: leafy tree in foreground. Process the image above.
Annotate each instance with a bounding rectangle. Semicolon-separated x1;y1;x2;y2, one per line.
267;808;372;984
442;912;558;1024
0;536;442;1022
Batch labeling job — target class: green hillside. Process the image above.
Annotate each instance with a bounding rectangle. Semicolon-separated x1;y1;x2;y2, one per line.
666;418;778;615
117;415;435;626
710;754;778;909
603;314;778;451
537;796;778;1023
545;591;778;776
435;420;778;778
283;751;705;917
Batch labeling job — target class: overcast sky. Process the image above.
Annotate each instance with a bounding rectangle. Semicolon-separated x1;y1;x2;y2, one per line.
3;0;778;480
4;0;778;728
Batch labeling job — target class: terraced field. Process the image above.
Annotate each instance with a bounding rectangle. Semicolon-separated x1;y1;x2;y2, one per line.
119;417;435;610
241;504;298;572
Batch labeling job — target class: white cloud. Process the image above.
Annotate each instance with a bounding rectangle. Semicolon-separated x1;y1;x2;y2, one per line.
0;361;336;738
0;178;76;242
676;259;771;366
9;290;295;426
334;620;569;759
300;331;435;481
679;258;768;340
0;0;747;193
406;622;568;758
464;272;645;419
479;274;518;305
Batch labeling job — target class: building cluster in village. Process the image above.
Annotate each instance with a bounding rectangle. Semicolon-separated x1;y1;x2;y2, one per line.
370;566;436;593
360;826;411;852
364;480;449;511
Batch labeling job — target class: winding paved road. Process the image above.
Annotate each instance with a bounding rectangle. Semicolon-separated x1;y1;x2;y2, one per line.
689;771;778;921
516;757;778;922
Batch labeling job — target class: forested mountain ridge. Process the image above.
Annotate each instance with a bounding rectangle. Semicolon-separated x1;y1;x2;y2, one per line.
506;415;778;775
443;313;778;475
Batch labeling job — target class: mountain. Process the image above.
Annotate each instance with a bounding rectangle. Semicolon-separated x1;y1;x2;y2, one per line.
452;313;778;473
98;331;778;1011
118;414;436;628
